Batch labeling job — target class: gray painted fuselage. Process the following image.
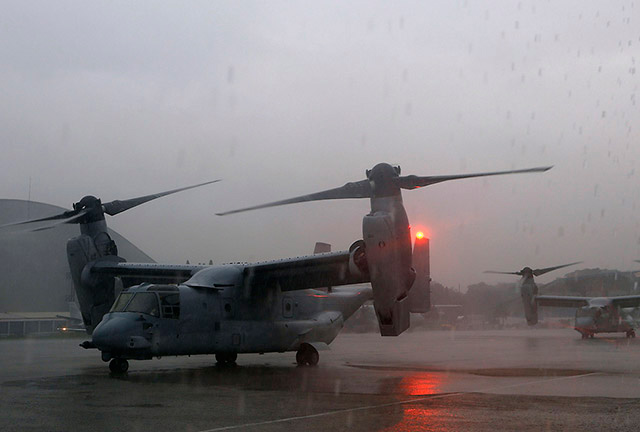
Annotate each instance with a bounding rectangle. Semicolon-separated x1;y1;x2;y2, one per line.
92;271;372;361
574;299;634;338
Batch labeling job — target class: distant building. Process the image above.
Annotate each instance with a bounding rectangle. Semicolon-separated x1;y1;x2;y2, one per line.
550;268;639;297
0;312;68;336
0;199;154;312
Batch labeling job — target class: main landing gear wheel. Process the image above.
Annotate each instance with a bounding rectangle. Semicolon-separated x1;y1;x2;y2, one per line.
296;343;319;366
215;353;238;365
627;330;636;338
109;358;129;374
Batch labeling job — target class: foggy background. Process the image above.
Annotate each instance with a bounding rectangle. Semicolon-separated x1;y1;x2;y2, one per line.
1;1;639;290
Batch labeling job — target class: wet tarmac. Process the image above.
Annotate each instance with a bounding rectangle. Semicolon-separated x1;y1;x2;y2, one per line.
1;328;640;431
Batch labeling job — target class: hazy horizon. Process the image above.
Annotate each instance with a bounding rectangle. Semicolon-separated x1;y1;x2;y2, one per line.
2;1;639;289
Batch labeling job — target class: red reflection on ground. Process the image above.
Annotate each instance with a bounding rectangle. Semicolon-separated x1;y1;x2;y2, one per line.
379;407;450;432
378;373;450;431
398;372;444;396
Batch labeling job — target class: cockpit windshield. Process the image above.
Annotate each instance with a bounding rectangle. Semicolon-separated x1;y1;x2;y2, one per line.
110;291;177;318
576;308;596;318
110;292;133;312
124;292;160;317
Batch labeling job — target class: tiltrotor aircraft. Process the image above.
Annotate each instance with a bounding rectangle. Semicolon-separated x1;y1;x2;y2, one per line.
534;294;640;338
487;262;640;338
485;262;582;326
4;163;550;373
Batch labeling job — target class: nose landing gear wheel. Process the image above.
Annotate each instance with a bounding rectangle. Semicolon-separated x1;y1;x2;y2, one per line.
626;330;636;338
215;353;238;364
296;343;319;366
109;358;129;374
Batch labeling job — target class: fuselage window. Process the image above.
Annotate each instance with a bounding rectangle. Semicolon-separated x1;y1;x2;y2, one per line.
110;292;133;312
125;292;160;317
160;293;180;319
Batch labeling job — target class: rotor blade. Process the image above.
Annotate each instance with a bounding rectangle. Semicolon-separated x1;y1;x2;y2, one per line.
30;211;90;232
0;209;89;234
532;261;582;277
216;180;372;216
396;166;553;190
103;180;221;216
484;270;523;276
0;208;80;229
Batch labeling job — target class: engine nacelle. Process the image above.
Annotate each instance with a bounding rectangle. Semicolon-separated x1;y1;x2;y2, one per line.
348;240;368;278
67;234;124;334
363;212;414;336
520;281;539;325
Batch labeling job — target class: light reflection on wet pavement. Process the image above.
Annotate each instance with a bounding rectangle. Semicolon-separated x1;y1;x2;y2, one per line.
2;329;640;431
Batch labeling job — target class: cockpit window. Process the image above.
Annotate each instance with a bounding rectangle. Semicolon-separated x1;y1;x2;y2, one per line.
124;292;160;317
160;293;180;319
110;292;133;312
576;308;595;318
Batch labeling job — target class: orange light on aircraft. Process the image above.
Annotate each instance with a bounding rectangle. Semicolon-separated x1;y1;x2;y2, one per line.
416;231;425;240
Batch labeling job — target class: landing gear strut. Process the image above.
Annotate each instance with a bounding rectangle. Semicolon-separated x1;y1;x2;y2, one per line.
296;343;319;366
216;352;238;365
109;358;129;374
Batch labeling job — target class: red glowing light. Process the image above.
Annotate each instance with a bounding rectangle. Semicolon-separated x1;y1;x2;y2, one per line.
416;231;425;240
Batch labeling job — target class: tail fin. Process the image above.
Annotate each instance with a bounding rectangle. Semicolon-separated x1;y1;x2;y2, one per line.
68;299;83;323
313;242;331;254
409;236;431;313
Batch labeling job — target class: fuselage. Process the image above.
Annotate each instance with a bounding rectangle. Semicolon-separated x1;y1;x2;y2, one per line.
91;277;372;361
574;298;634;338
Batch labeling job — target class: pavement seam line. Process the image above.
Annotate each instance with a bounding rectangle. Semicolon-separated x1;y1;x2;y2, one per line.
197;371;601;431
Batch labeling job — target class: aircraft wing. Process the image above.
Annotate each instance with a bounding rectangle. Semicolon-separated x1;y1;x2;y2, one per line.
243;251;369;292
536;295;590;308
610;295;640;308
90;250;369;292
90;261;206;286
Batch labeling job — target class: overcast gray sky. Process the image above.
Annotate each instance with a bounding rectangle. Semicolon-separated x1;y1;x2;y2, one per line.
1;1;639;289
